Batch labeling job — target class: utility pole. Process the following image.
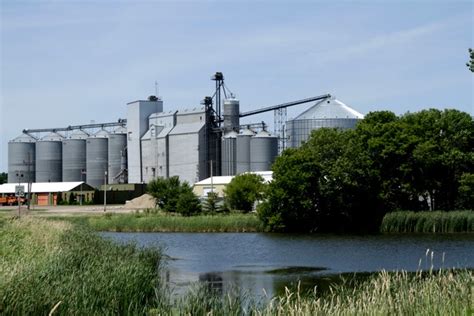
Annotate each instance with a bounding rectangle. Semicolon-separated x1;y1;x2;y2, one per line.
210;160;214;194
80;169;86;206
104;170;108;212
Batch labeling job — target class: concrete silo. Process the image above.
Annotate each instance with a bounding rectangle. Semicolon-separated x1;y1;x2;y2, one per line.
250;130;278;172
108;129;127;184
36;133;63;182
221;131;237;176
62;130;88;182
86;130;109;188
286;98;364;148
8;134;36;183
236;128;254;174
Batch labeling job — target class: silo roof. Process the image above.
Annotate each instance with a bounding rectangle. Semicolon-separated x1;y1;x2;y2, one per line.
10;133;37;143
295;98;364;120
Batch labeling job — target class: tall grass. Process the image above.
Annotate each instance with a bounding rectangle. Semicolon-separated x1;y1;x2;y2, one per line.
70;212;263;232
381;211;474;233
0;217;165;315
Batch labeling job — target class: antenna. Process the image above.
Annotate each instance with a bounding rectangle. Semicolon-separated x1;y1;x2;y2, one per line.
154;81;159;97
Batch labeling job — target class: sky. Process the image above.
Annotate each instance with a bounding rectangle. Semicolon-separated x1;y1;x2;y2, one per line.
1;0;473;172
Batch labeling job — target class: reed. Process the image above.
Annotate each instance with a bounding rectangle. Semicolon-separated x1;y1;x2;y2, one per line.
74;212;263;232
380;211;474;233
0;217;165;315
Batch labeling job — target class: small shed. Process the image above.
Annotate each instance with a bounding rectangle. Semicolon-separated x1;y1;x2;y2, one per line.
193;171;273;198
0;182;95;206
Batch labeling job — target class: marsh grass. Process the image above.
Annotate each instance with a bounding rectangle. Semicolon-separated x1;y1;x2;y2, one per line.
0;218;165;315
67;212;263;232
381;211;474;233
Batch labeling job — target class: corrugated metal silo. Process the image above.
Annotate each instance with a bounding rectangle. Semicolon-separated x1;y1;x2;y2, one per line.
35;133;63;182
223;98;240;133
236;128;254;174
86;130;109;188
62;130;88;182
250;130;278;172
8;134;36;183
286;98;364;148
108;132;127;183
221;131;237;176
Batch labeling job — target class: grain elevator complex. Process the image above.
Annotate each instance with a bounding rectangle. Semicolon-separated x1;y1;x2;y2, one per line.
7;73;364;189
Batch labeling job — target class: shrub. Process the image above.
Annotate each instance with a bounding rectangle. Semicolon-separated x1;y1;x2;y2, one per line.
224;173;266;213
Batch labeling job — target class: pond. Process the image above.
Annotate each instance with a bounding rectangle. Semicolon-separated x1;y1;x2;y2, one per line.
103;232;474;298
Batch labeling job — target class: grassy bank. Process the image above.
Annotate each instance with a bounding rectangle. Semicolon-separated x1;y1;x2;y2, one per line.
1;217;472;315
51;212;263;232
0;217;165;315
176;269;473;315
381;211;474;233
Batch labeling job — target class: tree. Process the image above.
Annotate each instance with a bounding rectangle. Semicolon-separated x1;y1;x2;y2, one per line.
202;192;222;214
147;176;197;212
258;148;321;232
224;173;266;213
0;172;7;184
467;48;474;72
176;188;202;216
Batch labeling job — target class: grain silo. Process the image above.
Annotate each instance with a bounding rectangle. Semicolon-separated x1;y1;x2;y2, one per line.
86;130;109;188
8;134;36;183
236;128;254;174
108;128;127;184
36;133;63;182
62;130;88;182
250;130;278;172
286;97;364;148
221;131;237;176
223;98;240;133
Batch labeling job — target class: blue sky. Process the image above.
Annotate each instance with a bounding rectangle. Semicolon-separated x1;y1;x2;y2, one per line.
1;0;473;172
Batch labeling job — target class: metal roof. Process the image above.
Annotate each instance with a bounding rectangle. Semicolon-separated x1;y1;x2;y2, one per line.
10;133;37;143
0;182;92;194
169;122;205;135
194;171;273;186
295;98;364;120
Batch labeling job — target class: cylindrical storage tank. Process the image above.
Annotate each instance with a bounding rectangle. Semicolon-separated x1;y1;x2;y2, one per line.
8;134;36;183
221;131;237;176
250;130;278;172
62;130;88;182
86;130;109;188
236;128;254;174
223;98;240;133
108;132;127;183
35;133;63;182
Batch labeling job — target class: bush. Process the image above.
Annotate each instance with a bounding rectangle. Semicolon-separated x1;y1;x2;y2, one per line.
224;173;266;213
176;189;202;216
147;176;201;214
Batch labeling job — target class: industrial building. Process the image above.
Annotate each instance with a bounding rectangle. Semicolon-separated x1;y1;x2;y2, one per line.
7;72;364;189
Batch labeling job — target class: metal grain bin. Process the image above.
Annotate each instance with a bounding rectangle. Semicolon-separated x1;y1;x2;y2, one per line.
62;132;87;182
108;132;127;183
223;98;240;133
8;134;36;183
250;130;278;172
221;131;238;176
86;131;109;188
236;128;254;174
35;133;63;182
286;98;363;148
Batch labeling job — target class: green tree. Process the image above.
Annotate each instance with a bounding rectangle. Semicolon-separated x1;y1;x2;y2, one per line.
224;173;266;212
467;48;474;72
202;192;222;214
0;172;7;184
457;173;474;209
147;176;192;212
176;188;202;216
258;148;320;232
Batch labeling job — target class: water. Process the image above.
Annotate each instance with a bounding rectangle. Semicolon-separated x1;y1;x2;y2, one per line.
103;232;474;298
